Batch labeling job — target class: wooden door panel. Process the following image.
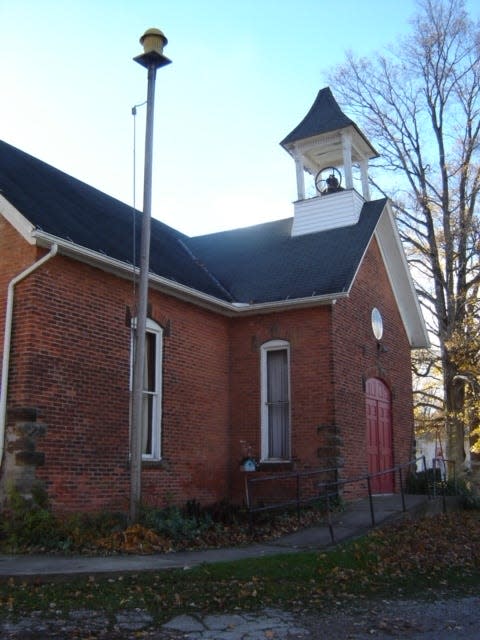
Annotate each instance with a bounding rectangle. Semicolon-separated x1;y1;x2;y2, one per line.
366;379;393;493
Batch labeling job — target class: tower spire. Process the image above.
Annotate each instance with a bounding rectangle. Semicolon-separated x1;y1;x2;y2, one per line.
281;88;378;237
281;87;377;201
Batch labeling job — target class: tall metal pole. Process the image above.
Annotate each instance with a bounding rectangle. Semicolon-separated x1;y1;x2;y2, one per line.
130;29;171;523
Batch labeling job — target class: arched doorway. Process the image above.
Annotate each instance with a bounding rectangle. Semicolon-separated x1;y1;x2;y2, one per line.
366;378;393;493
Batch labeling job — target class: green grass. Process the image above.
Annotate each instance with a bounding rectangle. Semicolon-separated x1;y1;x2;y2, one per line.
1;512;479;623
1;555;478;624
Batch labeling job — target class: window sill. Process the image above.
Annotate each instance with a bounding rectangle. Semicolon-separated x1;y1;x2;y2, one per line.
257;460;293;472
141;458;165;468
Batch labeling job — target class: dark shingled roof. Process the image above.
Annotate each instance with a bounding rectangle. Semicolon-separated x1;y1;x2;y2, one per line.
186;200;385;303
0;140;230;300
280;87;355;147
0;139;386;305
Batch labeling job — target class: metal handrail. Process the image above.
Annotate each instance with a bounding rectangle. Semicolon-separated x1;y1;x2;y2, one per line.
246;467;338;531
246;456;436;538
317;456;428;533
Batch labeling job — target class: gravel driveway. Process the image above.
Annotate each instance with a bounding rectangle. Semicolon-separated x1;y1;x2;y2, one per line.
1;596;479;639
302;596;479;639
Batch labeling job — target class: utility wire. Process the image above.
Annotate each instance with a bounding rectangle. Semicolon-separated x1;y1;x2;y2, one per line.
131;101;147;310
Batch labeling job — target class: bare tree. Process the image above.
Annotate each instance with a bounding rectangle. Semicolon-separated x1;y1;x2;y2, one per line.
329;0;480;478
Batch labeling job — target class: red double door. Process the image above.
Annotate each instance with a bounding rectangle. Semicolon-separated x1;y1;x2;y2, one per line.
366;378;394;493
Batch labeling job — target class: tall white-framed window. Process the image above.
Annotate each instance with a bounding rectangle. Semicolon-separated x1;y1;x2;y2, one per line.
260;340;291;461
131;318;163;460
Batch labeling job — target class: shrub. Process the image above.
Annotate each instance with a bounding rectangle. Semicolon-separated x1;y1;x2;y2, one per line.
140;504;214;542
60;511;128;550
406;468;443;494
454;479;480;509
0;484;130;552
196;500;245;526
406;469;480;510
0;486;65;551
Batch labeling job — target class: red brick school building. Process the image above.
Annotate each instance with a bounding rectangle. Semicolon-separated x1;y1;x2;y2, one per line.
0;88;428;513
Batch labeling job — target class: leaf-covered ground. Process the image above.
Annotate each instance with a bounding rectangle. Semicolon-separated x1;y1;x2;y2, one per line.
0;505;330;555
94;509;327;554
1;511;479;622
318;511;480;595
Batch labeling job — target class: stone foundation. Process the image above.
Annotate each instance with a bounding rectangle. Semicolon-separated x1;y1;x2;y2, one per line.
0;407;47;506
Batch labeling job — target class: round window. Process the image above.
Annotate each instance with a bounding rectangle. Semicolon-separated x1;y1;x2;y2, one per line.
371;307;383;340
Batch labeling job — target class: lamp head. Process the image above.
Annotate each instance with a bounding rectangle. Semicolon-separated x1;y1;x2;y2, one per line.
134;27;171;69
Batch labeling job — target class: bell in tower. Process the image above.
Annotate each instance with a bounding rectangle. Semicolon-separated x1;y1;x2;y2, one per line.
280;87;378;236
315;166;344;196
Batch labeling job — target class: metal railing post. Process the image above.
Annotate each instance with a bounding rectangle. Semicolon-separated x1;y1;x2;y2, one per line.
421;455;431;499
325;485;335;543
244;458;425;543
296;472;301;522
367;475;376;527
246;476;254;534
442;473;447;513
399;467;406;512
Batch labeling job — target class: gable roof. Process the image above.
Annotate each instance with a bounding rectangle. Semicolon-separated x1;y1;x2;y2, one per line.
0;139;428;346
0;139;381;305
186;200;385;304
0;140;230;300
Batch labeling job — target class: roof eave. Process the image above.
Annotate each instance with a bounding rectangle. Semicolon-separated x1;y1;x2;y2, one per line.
33;230;343;316
374;203;430;349
282;124;379;163
0;194;36;244
2;199;428;340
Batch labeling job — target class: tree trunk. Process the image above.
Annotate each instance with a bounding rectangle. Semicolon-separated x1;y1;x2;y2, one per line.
444;361;467;479
468;405;480;491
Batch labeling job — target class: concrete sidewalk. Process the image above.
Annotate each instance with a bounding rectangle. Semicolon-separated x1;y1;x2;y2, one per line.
0;493;446;579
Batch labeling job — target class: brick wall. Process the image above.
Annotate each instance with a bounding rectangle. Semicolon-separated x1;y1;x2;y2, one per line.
228;307;336;502
4;238;230;512
332;236;415;488
229;236;415;504
0;217;39;368
2;219;415;513
143;292;230;509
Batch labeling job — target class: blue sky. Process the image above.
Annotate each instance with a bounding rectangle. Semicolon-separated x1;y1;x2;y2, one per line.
1;0;477;236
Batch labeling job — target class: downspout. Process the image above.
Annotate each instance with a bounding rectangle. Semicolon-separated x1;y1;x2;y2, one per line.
0;243;58;466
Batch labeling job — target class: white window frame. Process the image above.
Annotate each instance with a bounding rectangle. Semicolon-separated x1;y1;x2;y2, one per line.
130;318;163;461
260;339;291;462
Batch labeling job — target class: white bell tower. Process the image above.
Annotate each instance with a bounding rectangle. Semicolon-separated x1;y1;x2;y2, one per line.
280;87;378;237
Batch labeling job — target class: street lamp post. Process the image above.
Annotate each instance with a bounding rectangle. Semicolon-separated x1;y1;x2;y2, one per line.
130;29;171;523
